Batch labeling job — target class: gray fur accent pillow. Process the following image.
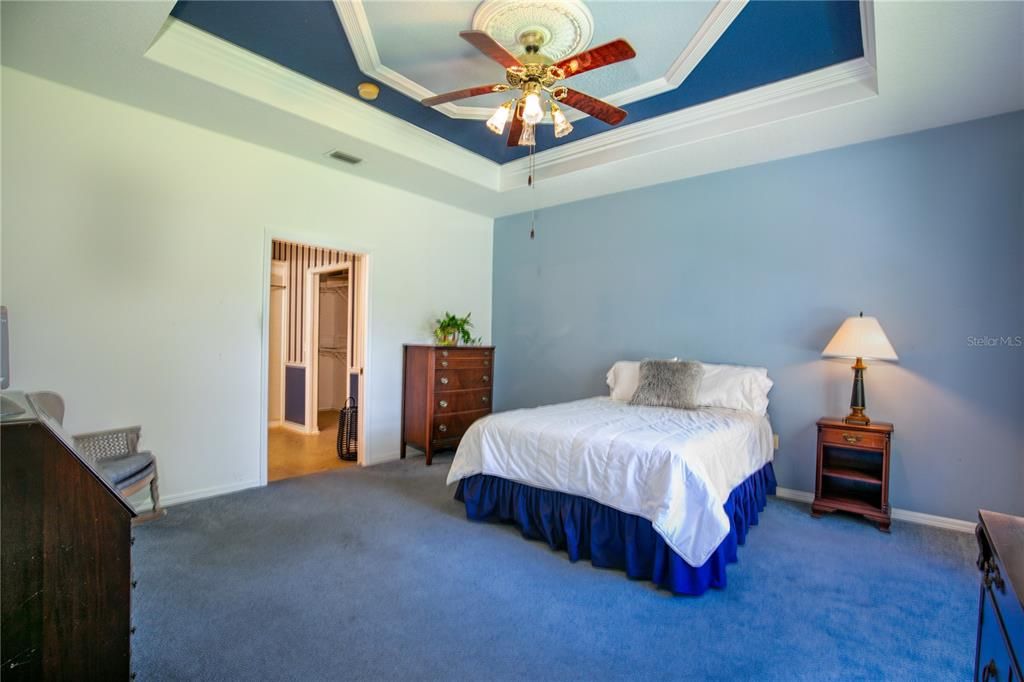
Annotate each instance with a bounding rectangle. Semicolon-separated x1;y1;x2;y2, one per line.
629;360;704;409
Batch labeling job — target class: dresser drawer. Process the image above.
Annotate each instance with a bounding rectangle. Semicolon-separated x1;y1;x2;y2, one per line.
435;355;493;370
432;409;490;442
435;347;492;361
821;427;887;451
435;389;492;413
435;368;492;391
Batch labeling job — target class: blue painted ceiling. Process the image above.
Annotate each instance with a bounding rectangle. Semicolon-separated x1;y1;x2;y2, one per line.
169;1;863;164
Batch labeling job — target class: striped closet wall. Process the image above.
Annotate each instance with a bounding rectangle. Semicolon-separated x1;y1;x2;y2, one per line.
271;240;358;364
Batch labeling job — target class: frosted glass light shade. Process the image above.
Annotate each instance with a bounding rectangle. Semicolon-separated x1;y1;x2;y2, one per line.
486;100;513;135
518;122;535;146
550;102;573;138
822;314;898;361
522;92;544;125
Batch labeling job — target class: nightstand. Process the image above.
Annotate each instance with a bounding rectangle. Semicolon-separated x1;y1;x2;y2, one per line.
811;418;893;532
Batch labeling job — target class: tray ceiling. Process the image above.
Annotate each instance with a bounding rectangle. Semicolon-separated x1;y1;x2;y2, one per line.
168;0;864;164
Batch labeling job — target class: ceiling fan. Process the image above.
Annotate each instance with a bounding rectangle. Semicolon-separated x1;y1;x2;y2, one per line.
420;30;636;147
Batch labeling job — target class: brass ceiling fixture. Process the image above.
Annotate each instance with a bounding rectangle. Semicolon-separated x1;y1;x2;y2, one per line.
420;29;636;147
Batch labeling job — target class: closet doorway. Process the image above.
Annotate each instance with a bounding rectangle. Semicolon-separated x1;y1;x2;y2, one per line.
265;239;367;483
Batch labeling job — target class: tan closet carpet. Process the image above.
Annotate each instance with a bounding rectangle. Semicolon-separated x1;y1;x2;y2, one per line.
268;410;355;481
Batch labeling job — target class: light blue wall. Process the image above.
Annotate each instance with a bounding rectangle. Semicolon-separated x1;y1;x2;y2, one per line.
492;111;1024;521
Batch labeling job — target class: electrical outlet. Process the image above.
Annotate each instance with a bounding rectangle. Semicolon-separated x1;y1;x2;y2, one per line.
773;434;780;450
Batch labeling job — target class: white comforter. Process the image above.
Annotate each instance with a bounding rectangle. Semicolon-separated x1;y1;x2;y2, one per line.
447;397;773;566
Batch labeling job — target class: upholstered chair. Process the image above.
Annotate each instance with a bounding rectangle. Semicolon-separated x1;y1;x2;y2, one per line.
27;391;165;523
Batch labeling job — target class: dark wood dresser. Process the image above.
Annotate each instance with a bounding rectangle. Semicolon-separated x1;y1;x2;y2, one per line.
401;344;494;465
811;417;893;532
975;509;1023;682
1;391;136;680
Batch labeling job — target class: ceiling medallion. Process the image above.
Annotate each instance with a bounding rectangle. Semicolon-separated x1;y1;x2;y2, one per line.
472;0;595;63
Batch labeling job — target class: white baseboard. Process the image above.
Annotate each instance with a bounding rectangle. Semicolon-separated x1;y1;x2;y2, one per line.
773;487;975;533
161;479;262;507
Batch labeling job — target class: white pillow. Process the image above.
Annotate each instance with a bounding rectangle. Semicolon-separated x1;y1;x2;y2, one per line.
606;359;677;401
696;362;773;416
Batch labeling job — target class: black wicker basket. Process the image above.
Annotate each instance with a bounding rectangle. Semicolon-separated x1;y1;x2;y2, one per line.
337;397;358;461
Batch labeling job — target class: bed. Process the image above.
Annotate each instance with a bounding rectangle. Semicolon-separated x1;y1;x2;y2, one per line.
446;396;775;595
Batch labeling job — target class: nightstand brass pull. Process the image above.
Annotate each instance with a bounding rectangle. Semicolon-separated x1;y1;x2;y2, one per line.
842;433;860;444
441;350;448;357
440;376;449;385
439;400;448;408
483;360;489;367
438;424;448;433
441;361;448;368
482;396;489;403
482;375;489;382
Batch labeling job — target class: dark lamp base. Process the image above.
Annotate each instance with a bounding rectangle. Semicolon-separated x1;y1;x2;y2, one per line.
845;358;871;425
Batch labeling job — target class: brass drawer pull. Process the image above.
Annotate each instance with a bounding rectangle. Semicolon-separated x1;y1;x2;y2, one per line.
438;424;448;433
440;376;449;385
439;400;448;408
441;360;448;368
983;559;1005;592
483;360;489;367
482;395;489;403
482;375;489;382
842;433;860;444
441;350;448;357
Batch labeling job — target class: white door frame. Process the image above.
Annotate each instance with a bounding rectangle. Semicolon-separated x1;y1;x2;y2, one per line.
268;259;289;427
259;230;371;486
305;262;351;432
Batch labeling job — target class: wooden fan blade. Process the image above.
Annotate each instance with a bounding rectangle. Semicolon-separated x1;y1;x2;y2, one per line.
559;89;628;126
506;112;524;147
460;30;523;68
555;39;636;78
421;84;505;107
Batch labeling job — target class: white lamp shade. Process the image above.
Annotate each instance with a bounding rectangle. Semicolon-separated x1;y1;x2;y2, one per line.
822;315;898;361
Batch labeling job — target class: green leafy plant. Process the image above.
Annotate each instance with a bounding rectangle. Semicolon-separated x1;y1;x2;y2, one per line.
433;311;479;346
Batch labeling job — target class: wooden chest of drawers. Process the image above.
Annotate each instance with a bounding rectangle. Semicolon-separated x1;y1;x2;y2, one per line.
401;344;494;465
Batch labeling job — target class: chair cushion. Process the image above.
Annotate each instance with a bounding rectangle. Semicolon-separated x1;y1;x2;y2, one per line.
98;452;155;489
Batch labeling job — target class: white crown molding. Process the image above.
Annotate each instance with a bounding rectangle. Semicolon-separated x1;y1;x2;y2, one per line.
333;0;745;122
501;55;879;188
145;18;500;190
602;0;747;107
860;0;876;67
332;0;492;120
774;488;976;533
145;5;877;199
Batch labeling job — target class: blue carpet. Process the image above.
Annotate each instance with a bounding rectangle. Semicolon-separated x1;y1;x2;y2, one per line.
133;457;978;680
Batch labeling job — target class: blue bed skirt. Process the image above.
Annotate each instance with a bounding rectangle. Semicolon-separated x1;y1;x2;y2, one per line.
454;462;776;595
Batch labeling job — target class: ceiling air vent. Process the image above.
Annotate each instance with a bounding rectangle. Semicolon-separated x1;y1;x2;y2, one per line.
327;149;362;165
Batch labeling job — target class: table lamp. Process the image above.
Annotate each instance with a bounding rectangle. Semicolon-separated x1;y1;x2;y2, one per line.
822;312;898;425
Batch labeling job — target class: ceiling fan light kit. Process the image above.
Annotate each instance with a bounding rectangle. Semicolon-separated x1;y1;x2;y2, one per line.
486;99;515;134
419;4;635;148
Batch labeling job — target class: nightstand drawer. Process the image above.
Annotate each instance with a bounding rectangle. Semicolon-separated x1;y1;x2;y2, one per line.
821;428;887;451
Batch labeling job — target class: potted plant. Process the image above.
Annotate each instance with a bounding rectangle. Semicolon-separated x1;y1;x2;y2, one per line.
433;312;479;346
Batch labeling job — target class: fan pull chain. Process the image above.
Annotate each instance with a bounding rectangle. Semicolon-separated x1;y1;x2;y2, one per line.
528;143;536;240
